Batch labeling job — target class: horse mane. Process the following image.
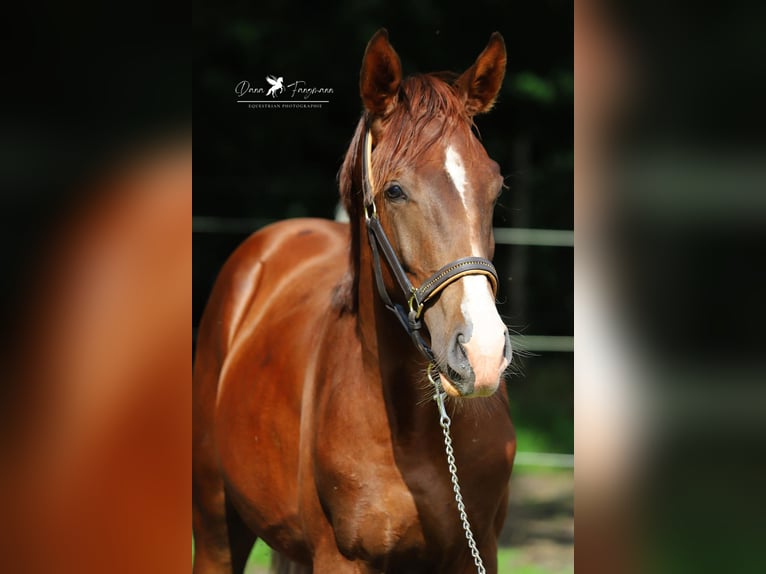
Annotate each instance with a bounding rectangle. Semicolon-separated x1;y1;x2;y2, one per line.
338;73;472;211
333;74;473;314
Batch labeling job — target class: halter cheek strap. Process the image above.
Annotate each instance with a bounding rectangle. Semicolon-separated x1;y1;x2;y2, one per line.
361;126;499;362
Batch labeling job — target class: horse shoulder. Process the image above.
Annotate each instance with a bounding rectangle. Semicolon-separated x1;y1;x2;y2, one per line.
208;219;347;352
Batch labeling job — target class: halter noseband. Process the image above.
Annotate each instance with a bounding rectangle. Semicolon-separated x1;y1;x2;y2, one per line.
361;126;499;362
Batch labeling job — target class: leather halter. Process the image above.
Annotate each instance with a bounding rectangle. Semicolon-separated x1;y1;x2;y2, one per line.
361;125;499;362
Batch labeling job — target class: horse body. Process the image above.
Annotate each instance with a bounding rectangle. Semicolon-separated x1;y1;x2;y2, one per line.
195;218;515;572
194;30;517;573
194;219;347;565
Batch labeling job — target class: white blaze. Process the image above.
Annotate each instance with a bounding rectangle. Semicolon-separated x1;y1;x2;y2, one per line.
444;145;509;389
445;145;480;254
459;275;509;388
445;145;469;210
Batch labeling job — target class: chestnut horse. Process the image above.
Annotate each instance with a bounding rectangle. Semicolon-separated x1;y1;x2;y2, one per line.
193;29;516;574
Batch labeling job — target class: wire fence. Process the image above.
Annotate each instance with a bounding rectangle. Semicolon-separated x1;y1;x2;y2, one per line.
193;217;574;247
514;452;574;468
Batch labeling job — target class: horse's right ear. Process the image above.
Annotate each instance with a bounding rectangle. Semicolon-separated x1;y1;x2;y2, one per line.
360;29;402;117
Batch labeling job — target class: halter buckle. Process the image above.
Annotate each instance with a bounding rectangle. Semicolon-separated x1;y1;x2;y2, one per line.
409;288;429;321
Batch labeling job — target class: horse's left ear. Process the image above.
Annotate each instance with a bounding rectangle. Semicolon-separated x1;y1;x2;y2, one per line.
455;32;507;116
360;28;402;117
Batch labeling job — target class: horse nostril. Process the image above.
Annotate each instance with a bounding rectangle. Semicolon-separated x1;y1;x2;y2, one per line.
455;335;468;360
502;330;512;362
446;331;474;387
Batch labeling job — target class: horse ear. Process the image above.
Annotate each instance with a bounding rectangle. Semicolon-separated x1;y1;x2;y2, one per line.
360;28;402;117
455;32;507;116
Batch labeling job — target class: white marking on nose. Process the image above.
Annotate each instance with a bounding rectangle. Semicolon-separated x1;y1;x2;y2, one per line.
460;275;509;391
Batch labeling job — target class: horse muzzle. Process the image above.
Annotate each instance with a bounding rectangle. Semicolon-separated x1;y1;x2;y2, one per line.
440;325;511;398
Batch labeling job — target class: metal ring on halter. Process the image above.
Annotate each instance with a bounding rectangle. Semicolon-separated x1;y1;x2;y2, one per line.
407;290;423;318
364;200;377;221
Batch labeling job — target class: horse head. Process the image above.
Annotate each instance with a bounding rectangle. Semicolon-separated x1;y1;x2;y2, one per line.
349;29;511;398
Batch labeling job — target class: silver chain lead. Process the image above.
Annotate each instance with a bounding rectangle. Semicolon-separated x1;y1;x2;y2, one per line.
428;364;487;574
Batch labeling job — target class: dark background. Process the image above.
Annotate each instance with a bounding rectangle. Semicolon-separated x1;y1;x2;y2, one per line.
193;0;573;453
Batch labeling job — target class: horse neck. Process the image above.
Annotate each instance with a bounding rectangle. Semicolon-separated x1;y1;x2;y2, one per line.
353;214;435;435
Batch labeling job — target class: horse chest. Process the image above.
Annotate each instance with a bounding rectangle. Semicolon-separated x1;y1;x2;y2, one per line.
314;432;509;565
326;475;424;557
313;433;424;556
311;351;514;565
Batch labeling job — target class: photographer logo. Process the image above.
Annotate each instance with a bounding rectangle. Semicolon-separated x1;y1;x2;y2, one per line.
235;76;334;109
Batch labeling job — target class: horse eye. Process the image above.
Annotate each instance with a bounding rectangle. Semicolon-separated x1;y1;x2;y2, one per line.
384;184;406;201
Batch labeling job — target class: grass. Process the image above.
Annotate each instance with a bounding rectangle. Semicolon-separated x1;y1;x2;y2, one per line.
497;548;573;574
236;540;572;574
245;540;271;569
